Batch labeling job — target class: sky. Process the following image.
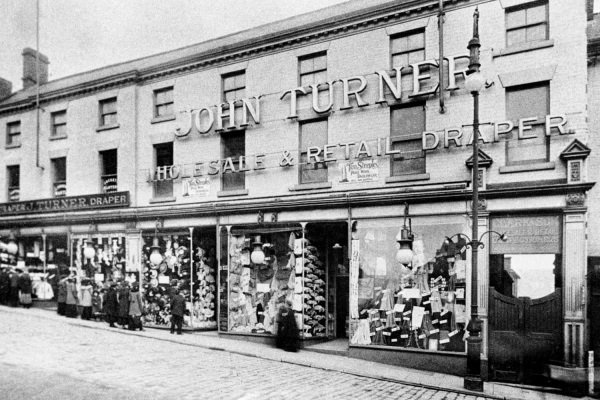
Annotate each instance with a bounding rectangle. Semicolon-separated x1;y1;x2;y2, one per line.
1;0;350;91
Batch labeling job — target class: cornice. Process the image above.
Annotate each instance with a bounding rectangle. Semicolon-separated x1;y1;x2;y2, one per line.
1;179;594;228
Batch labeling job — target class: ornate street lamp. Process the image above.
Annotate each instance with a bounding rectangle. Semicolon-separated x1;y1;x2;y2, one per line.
464;7;486;392
250;235;265;264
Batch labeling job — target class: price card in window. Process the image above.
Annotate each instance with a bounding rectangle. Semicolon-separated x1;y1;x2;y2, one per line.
394;303;405;312
418;333;426;339
449;329;460;337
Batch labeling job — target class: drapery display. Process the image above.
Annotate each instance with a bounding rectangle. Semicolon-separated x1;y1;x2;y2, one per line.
349;216;469;353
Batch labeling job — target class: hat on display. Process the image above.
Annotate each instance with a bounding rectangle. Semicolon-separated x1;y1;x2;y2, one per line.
150;278;159;287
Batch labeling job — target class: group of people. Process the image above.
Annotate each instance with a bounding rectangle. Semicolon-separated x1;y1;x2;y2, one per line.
102;280;144;331
0;267;33;308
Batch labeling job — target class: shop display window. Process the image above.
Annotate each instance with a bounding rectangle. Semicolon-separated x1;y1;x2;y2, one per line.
71;236;128;282
349;216;469;353
223;222;347;338
141;230;217;330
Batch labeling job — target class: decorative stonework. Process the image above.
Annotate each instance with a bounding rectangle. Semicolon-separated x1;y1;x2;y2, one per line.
566;193;586;207
472;198;487;210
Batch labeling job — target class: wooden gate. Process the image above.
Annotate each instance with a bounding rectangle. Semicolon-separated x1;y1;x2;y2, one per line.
488;287;562;383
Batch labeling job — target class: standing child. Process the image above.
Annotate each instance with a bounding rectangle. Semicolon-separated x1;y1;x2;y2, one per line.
79;279;93;320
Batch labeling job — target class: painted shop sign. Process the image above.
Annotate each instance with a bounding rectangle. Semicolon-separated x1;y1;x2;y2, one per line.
0;191;130;216
182;177;210;197
174;53;474;137
339;160;380;183
490;216;560;255
148;113;571;182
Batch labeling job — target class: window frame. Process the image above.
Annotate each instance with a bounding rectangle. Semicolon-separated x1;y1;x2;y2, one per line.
220;130;246;192
505;1;549;48
99;97;118;127
153;87;174;118
51;110;67;138
221;70;246;103
100;149;118;194
299;118;329;185
153;142;173;198
298;51;327;87
389;103;426;177
7;165;20;202
6;121;21;147
505;82;550;166
51;157;67;198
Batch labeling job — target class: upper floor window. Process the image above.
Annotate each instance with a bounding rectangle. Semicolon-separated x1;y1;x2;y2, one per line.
299;119;328;184
390;104;426;176
222;71;246;103
51;110;67;138
52;157;67;197
7;165;19;202
99;97;118;127
6;121;20;147
506;82;550;165
100;149;118;193
154;87;174;118
221;131;246;192
391;30;426;92
299;52;327;86
154;143;173;198
506;1;548;47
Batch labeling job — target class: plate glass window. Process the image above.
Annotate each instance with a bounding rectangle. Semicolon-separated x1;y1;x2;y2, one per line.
100;149;118;193
52;157;67;197
7;165;19;202
391;31;425;93
6;121;20;147
153;143;173;198
506;1;548;47
51;110;67;137
99;97;117;126
300;120;328;184
506;83;549;165
390;104;426;176
154;87;174;118
221;131;246;191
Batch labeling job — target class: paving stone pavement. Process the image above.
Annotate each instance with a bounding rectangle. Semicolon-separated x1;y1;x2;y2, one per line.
0;306;576;400
0;306;492;400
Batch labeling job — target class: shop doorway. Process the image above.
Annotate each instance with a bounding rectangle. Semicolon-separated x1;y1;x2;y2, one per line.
488;254;563;383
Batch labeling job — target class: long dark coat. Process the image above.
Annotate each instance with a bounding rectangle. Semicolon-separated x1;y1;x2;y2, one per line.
17;273;32;294
275;308;299;352
170;294;186;317
118;287;130;318
104;288;119;316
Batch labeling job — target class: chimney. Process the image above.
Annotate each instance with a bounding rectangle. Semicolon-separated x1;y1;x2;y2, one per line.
589;0;595;21
22;47;49;89
0;78;12;100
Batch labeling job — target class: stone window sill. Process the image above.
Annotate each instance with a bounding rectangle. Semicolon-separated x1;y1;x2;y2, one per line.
49;134;68;141
492;39;554;58
385;173;430;183
149;196;176;204
217;189;249;197
499;161;555;174
5;143;21;149
96;123;120;132
289;182;332;191
151;114;176;124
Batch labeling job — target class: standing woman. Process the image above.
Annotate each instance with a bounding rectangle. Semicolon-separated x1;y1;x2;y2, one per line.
275;300;300;352
17;268;32;308
128;283;144;331
79;279;93;320
9;268;19;307
65;277;78;318
57;276;68;316
104;283;119;327
117;281;130;328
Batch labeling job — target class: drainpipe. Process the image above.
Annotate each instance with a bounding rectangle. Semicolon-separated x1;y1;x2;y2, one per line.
36;0;43;169
438;0;446;114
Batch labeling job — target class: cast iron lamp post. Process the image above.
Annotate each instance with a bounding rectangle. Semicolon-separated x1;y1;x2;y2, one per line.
463;6;487;392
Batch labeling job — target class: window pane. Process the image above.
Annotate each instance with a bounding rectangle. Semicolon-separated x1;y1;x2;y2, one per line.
222;171;245;191
526;24;547;42
392;53;409;69
507;126;548;164
8;166;19;187
156;104;166;116
391;36;408;54
53;158;66;181
8;123;20;135
234;73;245;88
407;32;424;51
408;50;425;65
506;9;526;29
223;76;235;91
391;140;425;175
300;157;328;184
222;132;245;158
526;5;547;24
101;150;118;175
313;54;327;71
164;88;173;103
102;99;116;114
300;120;327;149
155;90;165;104
507;29;526;46
391;105;425;137
224;91;237;102
299;57;314;74
491;254;557;300
164;103;174;116
53;112;66;124
300;74;315;87
54;124;66;136
507;85;548;120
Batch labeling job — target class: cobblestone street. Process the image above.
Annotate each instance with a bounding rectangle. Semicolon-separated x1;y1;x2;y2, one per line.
0;306;495;400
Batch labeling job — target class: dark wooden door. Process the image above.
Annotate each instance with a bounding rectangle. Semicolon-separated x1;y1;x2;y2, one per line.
488;287;562;383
